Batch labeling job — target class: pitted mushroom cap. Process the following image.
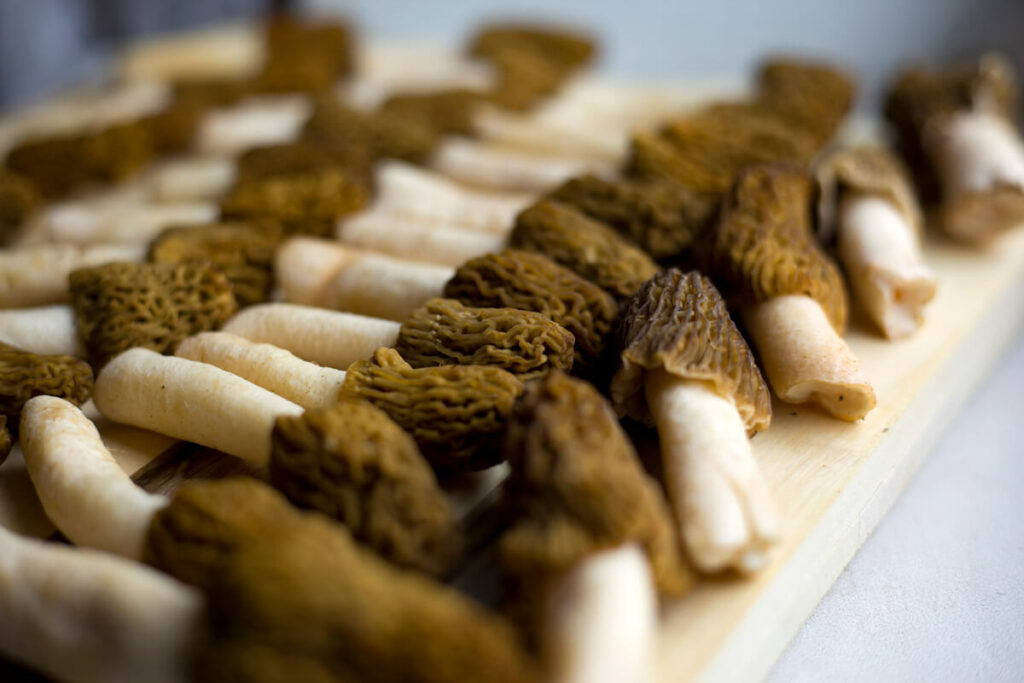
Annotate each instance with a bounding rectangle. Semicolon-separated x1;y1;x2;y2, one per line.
341;348;523;473
468;24;596;74
444;249;618;376
235;141;373;188
546;174;717;261
610;270;771;435
0;171;41;243
510;199;659;300
816;145;923;242
381;90;486;136
148;222;282;307
624;132;729;193
69;261;238;367
756;58;856;147
396;298;574;380
303;97;441;164
0;341;93;428
270;400;460;576
711;164;848;332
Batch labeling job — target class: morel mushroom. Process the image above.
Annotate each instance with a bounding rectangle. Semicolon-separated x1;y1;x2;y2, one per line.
510;199;659;299
148;222;282;307
234;140;374;189
818;146;937;339
69;261;237;367
885;53;1024;242
444;249;619;376
501;371;692;682
380;89;486;136
341;348;523;473
396;297;575;379
610;270;777;572
712;165;875;420
0;242;146;309
546;173;718;262
270;400;461;575
220;167;368;238
755;58;856;149
303;97;441;164
0;341;93;429
0;170;40;243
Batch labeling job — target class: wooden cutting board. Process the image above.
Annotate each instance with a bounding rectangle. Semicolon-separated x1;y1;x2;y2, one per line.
1;27;1023;680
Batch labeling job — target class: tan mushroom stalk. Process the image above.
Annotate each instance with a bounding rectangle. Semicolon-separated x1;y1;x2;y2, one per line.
501;371;692;683
712;165;875;421
148;155;237;202
611;270;777;572
0;304;86;356
93;348;303;464
338;213;507;267
0;242;146;308
195;95;311;155
37;196;216;245
0;524;202;683
885;54;1024;242
270;400;461;575
818;146;937;339
222;303;401;370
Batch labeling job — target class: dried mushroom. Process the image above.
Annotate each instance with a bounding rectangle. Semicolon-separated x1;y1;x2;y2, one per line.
396;298;574;380
755;58;856;148
341;348;523;473
270;400;460;576
303;98;441;164
610;270;777;572
0;170;40;243
380;90;486;136
712;165;875;420
151;478;542;683
885;53;1024;242
510;199;660;300
444;249;618;375
149;223;282;307
0;415;10;466
83;120;155;182
235;142;373;188
500;371;690;680
69;261;237;367
547;174;717;262
0;341;93;428
255;16;353;93
4;135;92;199
138;97;204;153
220;167;368;238
817;146;937;339
711;164;847;331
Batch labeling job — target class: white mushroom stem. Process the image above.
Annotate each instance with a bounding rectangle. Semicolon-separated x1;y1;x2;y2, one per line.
41;199;216;245
337;212;504;266
927;110;1024;197
430;137;608;193
0;304;83;357
93;348;303;465
20;396;168;559
742;295;876;421
222;303;400;370
175;331;347;410
837;193;937;339
474;105;627;162
644;371;779;573
0;242;146;308
543;544;657;683
373;161;530;233
196;96;309;156
274;236;357;305
0;524;202;683
148;156;237;202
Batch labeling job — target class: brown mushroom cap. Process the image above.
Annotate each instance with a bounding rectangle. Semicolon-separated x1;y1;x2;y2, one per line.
69;261;238;367
755;58;856;148
0;415;10;466
710;164;848;332
263;16;354;81
177;478;542;683
443;249;618;377
469;24;596;74
380;90;487;136
610;270;771;435
395;298;575;380
270;400;461;576
220;167;368;238
0;342;94;429
0;170;41;244
303;98;441;164
341;348;523;474
235;141;374;189
148;222;283;307
546;174;717;262
501;370;693;630
509;199;660;301
816;145;923;243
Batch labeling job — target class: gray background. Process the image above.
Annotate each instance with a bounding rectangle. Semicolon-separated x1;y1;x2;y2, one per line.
1;1;1022;681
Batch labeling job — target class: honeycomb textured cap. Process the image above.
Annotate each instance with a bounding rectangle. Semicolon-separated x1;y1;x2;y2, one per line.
610;270;771;435
0;341;94;428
